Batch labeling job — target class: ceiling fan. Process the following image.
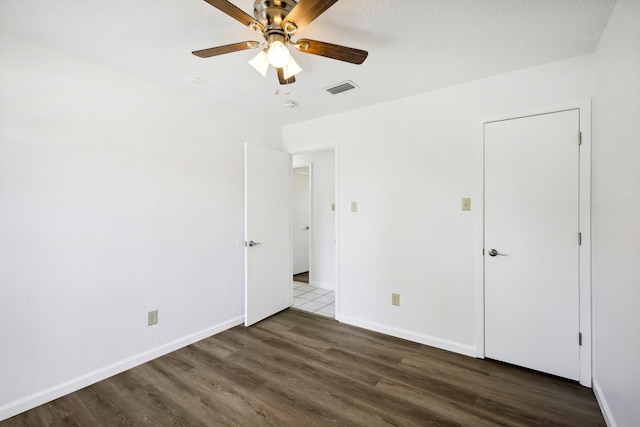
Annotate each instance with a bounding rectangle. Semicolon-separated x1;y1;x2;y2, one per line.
192;0;369;85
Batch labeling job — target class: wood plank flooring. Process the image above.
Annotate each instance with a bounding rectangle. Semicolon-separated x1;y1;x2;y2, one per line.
293;271;309;284
2;309;605;426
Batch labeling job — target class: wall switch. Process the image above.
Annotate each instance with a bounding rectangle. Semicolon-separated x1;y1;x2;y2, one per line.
392;293;400;306
351;201;358;213
462;198;471;211
148;310;158;326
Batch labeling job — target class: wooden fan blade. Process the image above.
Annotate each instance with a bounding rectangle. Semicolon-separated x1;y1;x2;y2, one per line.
192;41;260;58
202;0;265;32
282;0;338;34
294;39;368;64
277;68;296;85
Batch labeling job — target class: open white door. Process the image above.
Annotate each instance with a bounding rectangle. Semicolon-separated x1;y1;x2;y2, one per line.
244;143;291;326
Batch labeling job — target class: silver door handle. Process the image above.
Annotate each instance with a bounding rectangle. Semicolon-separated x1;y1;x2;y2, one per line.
248;241;262;247
488;248;507;257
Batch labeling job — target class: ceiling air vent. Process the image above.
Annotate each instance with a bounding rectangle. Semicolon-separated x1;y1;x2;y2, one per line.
325;80;359;95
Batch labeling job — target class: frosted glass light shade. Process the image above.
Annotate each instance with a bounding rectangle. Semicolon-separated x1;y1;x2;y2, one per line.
248;51;270;77
267;41;291;68
282;56;303;79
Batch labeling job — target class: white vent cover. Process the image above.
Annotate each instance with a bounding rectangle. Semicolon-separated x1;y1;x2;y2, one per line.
325;80;359;95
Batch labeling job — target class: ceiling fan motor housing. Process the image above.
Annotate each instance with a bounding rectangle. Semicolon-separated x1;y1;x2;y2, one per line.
254;0;298;37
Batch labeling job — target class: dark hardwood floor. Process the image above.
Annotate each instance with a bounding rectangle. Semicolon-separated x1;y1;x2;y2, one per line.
293;271;309;284
2;309;604;426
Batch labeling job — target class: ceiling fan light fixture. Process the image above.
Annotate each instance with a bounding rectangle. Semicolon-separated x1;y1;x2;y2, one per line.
249;50;270;77
267;40;291;68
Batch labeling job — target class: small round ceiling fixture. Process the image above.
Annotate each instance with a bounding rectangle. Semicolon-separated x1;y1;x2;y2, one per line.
283;100;297;109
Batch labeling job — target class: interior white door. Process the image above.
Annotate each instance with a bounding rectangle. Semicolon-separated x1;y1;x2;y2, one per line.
292;166;310;275
244;143;291;327
484;110;580;381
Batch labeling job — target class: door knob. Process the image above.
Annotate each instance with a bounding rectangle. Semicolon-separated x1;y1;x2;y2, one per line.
248;241;262;247
488;248;507;257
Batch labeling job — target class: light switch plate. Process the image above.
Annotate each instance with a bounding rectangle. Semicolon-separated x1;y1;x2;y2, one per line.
462;198;471;211
392;293;400;306
148;310;158;326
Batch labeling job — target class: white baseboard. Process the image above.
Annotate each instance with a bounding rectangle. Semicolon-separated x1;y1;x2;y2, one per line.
593;378;617;427
310;280;334;290
0;315;244;422
338;315;476;357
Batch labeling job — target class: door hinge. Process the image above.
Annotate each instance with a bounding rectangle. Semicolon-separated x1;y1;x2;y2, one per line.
578;232;582;245
578;132;583;145
579;332;583;346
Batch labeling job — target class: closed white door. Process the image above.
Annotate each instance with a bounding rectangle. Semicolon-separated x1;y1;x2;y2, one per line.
484;110;580;381
292;166;310;275
244;143;291;327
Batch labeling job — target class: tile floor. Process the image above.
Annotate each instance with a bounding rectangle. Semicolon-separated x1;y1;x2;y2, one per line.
292;283;335;318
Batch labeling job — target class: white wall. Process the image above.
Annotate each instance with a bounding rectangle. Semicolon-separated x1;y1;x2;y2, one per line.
0;32;280;420
292;151;336;289
592;1;640;426
284;55;596;355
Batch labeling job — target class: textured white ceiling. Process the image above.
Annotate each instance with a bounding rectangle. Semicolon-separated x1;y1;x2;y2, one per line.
0;0;616;126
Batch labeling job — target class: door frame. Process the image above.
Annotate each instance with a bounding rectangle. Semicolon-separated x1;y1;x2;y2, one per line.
474;100;592;387
289;146;340;319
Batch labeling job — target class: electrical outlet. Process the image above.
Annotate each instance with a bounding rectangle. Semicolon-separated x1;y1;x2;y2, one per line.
148;310;158;326
462;198;471;211
392;293;400;306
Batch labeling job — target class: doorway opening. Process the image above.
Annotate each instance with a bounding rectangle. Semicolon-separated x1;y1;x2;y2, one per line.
290;150;336;318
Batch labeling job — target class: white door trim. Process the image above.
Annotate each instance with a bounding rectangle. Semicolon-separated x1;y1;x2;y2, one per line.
474;100;592;387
